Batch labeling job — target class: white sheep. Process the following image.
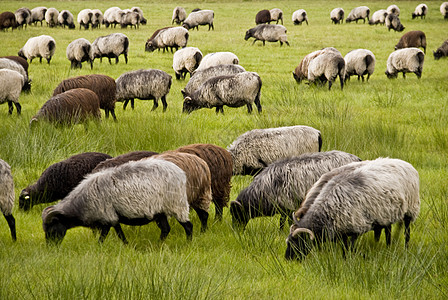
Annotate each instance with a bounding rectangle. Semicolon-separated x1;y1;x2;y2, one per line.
196;52;239;71
308;47;346;90
0;58;30;91
344;49;376;82
92;33;129;64
121;10;140;29
369;9;388;25
91;9;103;28
44;7;59;27
172;6;186;24
131;7;146;25
66;38;93;69
0;69;24;115
293;49;324;83
292;9;308;25
270;8;284;24
0;159;16;241
77;9;93;30
173;47;203;79
412;4;428;19
346;6;370;23
103;7;124;28
15;7;32;28
245;24;289;46
387;4;400;16
385;48;424;79
441;2;448;19
330;8;344;24
30;7;47;26
58;10;75;29
18;35;56;64
182;10;214;30
145;27;189;53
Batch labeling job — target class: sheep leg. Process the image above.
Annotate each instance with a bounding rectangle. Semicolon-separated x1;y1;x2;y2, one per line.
179;220;193;241
113;224;128;244
7;101;13;114
151;99;159;111
47;57;51;64
130;99;134;110
3;214;16;241
404;215;412;248
70;60;77;69
255;94;262;113
328;80;333;90
115;56;119;64
98;226;111;243
109;109;117;122
105;108;110;118
252;39;258;45
161;96;168;112
108;57;112;64
402;72;406;79
155;214;171;241
285;41;290;46
123;99;129;110
39;57;42;63
14;103;21;115
215;106;224;114
193;207;209;232
385;225;392;246
246;103;253;114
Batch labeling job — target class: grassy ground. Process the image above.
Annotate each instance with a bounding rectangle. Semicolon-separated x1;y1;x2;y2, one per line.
0;0;447;299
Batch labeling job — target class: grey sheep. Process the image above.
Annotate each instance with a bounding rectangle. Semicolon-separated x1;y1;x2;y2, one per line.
173;47;203;80
385;48;424;79
182;10;214;30
18;35;56;64
91;9;103;29
433;39;448;59
387;5;400;16
44;8;59;28
292;9;308;25
346;6;370;23
0;69;24;115
66;38;94;69
308;47;346;90
103;7;124;28
0;57;31;91
0;159;16;241
196;52;239;71
172;6;187;24
285;158;420;261
30;7;47;26
330;8;344;24
77;9;93;30
58;10;75;29
293;49;324;83
270;8;284;24
0;12;18;31
395;30;426;53
121;9;140;29
115;69;172;111
92;151;158;173
19;151;111;211
412;4;428;19
385;13;405;32
230;151;361;230
145;27;189;53
228;125;322;176
344;49;376;82
15;7;32;29
131;7;146;25
42;158;193;244
245;24;289;46
441;2;448;19
183;71;262;114
92;33;129;64
369;9;388;25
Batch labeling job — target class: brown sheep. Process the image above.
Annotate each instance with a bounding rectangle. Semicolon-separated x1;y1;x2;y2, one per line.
255;10;271;24
293;49;324;83
0;12;18;31
92;151;159;173
395;30;427;53
433;40;448;60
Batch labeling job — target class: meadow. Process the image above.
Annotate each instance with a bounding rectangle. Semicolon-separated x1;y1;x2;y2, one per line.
0;0;447;298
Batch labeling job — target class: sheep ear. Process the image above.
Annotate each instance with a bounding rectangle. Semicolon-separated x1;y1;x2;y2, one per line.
181;89;187;97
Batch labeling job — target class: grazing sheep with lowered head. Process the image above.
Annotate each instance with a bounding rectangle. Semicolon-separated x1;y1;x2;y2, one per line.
412;4;428;19
196;52;239;71
66;38;93;69
369;10;388;25
0;12;18;31
270;8;284;24
385;13;405;32
131;7;146;25
346;6;370;23
172;6;186;24
44;8;59;28
18;35;56;64
30;7;46;26
308;47;345;90
91;9;103;28
293;49;323;84
385;48;425;79
330;8;344;24
0;159;16;241
245;24;289;46
0;57;31;91
182;10;214;30
433;39;448;59
0;69;24;115
77;9;93;30
92;151;158;173
292;9;308;25
92;33;129;64
15;7;32;29
103;7;124;28
395;30;426;53
121;10;140;29
173;47;203;80
344;49;375;82
145;27;189;53
58;10;75;29
387;5;400;16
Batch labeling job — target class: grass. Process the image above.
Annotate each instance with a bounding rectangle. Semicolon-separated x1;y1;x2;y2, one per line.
0;0;447;299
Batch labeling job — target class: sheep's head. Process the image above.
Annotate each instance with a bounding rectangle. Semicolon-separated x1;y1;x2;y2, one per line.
182;96;200;114
182;23;191;30
433;50;443;60
145;40;155;52
17;49;26;60
42;206;67;245
244;30;252;41
285;223;315;261
229;201;249;231
385;70;398;79
19;188;33;211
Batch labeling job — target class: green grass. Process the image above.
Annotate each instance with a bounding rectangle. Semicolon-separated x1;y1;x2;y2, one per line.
0;0;447;299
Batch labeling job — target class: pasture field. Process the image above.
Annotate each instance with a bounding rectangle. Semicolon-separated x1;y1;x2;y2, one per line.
0;0;447;298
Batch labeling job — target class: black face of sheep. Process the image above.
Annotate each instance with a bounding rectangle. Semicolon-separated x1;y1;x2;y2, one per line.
145;41;155;52
244;30;252;41
385;71;398;79
285;228;315;260
229;201;250;230
42;209;68;245
433;50;444;60
182;97;200;114
19;189;40;211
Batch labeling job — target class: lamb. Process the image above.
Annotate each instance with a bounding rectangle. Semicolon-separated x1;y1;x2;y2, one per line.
441;2;448;19
285;158;420;261
412;4;428;19
44;8;59;28
103;7;125;28
77;9;93;30
66;38;93;69
387;5;401;16
92;33;129;64
53;74;117;120
182;71;262;114
0;69;24;115
385;48;425;79
344;49;376;82
145;27;189;53
0;159;16;241
181;64;246;97
0;57;31;91
92;151;158;173
269;8;284;24
228;125;322;176
91;9;103;28
58;10;75;29
330;8;344;24
175;143;233;221
172;6;187;24
255;10;271;24
385;13;405;32
18;35;56;64
173;47;203;80
182;10;214;30
196;52;239;71
0;12;18;31
369;10;388;25
131;7;146;25
346;6;370;23
292;49;324;83
121;10;140;29
433;39;448;59
308;47;346;90
395;31;426;53
292;9;308;25
245;24;289;46
15;7;32;29
230;151;361;230
30;7;47;26
115;69;172;112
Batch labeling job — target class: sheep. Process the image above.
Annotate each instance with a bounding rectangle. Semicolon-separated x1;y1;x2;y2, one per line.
45;8;59;28
292;9;308;25
172;6;187;24
131;7;146;25
183;71;262;114
19;152;111;211
121;10;140;29
0;12;18;31
387;4;400;16
270;8;284;24
30;7;47;26
181;64;246;97
344;49;376;82
330;8;344;24
196;52;239;71
66;38;94;69
175;143;233;221
30;88;102;126
77;9;93;30
173;47;203;80
58;10;75;29
15;7;32;29
369;10;388;25
385;13;405;32
91;9;103;29
285;158;420;261
308;47;346;90
149;152;212;232
228;125;322;176
0;159;16;241
395;31;426;54
292;49;324;84
92;151;158;173
346;6;370;23
53;74;117;120
255;10;271;24
0;57;31;91
0;69;24;115
145;27;189;53
115;69;172;112
441;2;448;19
42;158;193;244
18;35;56;64
433;39;448;59
103;7;125;28
92;33;129;64
230;151;361;230
412;4;428;19
245;24;289;46
182;10;214;30
385;48;425;79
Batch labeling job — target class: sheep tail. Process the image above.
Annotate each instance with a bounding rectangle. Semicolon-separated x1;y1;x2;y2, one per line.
48;40;56;53
416;51;425;66
337;59;345;90
365;54;374;70
318;132;323;152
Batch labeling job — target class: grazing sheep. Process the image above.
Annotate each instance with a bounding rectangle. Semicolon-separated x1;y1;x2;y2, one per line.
285;158;420;261
182;10;214;30
245;24;289;46
53;74;117;120
176;144;233;221
0;159;16;241
66;38;93;69
145;27;189;53
231;151;361;230
346;6;370;23
183;72;262;114
292;49;324;84
385;13;405;32
77;9;93;30
292;9;308;25
91;9;103;29
385;48;425;79
0;69;24;115
395;31;426;53
181;64;246;97
15;7;32;29
173;47;203;79
255;9;271;24
131;7;146;25
387;4;400;16
30;7;47;26
92;151;158;173
115;69;172;112
270;8;284;24
433;39;448;59
45;8;59;28
18;35;56;64
441;2;448;19
121;10;140;29
344;49;376;82
0;12;18;31
330;8;344;24
308;47;346;90
172;6;186;24
92;33;129;64
369;9;388;25
196;52;239;71
412;4;428;19
19;152;111;211
0;57;31;91
228;125;322;176
103;7;125;28
58;10;75;29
